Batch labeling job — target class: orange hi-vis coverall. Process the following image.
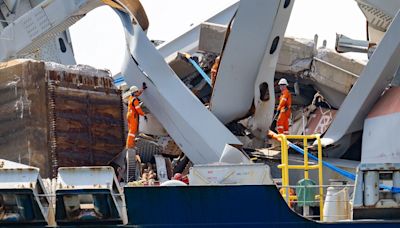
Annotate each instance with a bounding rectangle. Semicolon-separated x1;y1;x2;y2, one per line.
210;58;220;88
126;94;145;148
277;88;292;134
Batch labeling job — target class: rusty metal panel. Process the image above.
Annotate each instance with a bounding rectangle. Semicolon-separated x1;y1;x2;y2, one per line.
0;60;125;178
0;60;49;176
46;65;125;177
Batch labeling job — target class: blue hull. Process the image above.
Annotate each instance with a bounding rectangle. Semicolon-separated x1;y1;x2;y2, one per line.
124;185;400;227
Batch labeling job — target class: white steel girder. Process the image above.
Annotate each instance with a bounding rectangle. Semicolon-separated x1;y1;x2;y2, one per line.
0;0;104;61
157;1;239;62
117;11;243;164
209;0;294;139
321;10;400;152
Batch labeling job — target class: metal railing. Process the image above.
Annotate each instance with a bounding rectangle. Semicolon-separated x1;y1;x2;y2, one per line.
277;184;354;221
277;134;324;220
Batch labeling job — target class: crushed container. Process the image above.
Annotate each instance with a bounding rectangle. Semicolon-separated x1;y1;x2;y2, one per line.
0;59;125;177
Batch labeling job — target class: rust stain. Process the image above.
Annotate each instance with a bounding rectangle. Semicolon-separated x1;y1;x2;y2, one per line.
0;60;125;178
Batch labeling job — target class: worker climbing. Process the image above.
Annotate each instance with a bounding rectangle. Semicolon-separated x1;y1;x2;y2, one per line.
210;56;221;88
126;83;147;149
276;78;292;134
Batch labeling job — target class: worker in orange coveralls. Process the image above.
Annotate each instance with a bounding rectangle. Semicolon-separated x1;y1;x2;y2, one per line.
126;83;147;149
279;187;296;207
276;78;291;134
210;56;221;88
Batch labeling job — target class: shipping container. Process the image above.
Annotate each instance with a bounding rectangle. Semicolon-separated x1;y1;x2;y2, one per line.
0;59;125;177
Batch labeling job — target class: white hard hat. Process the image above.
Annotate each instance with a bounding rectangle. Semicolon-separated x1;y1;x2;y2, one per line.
278;78;288;85
129;85;139;93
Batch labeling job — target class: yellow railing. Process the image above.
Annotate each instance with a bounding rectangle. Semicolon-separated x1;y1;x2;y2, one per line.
277;134;324;220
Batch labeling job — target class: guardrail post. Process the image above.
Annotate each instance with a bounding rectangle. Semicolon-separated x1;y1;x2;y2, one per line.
277;134;324;220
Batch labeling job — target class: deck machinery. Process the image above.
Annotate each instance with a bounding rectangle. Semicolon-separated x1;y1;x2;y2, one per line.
55;166;127;225
0;159;53;226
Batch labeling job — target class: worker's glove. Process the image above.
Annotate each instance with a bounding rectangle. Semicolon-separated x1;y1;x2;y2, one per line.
144;115;148;121
142;82;147;90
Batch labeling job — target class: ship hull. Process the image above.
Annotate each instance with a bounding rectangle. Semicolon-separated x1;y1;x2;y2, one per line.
124;185;400;227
